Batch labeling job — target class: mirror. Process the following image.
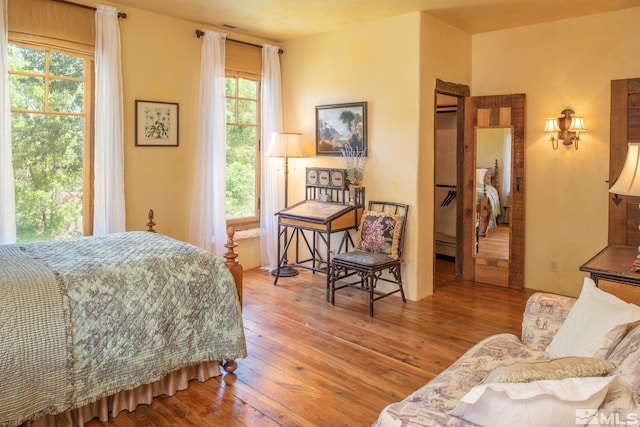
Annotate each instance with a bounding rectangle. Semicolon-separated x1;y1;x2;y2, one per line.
474;128;512;260
461;93;525;290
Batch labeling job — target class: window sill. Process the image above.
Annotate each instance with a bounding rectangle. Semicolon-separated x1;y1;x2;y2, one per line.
233;228;261;240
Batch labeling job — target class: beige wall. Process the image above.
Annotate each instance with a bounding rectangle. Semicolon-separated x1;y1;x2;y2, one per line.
472;8;640;297
418;14;472;297
280;12;471;300
119;8;200;239
280;13;423;299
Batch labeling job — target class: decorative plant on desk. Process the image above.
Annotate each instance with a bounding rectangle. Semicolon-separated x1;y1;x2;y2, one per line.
340;145;368;205
340;145;368;185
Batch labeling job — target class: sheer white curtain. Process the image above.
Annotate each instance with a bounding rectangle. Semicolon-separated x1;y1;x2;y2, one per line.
94;5;125;235
0;0;15;244
189;30;227;255
260;45;283;270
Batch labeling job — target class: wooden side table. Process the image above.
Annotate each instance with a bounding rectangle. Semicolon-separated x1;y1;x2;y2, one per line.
580;245;640;305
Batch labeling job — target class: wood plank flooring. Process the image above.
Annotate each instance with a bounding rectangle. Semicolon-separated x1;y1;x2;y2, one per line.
477;224;509;259
87;258;534;426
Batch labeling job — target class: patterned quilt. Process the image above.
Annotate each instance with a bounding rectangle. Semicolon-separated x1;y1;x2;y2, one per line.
0;232;246;427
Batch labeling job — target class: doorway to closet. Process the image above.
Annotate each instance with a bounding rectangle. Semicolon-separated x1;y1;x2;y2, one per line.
434;93;459;272
433;79;469;285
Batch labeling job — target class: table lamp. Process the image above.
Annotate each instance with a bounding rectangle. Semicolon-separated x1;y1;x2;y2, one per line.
270;132;306;277
609;142;640;270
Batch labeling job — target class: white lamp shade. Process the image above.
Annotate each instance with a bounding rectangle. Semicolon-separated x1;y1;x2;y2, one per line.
569;117;587;132
610;143;640;196
269;132;306;158
544;118;560;132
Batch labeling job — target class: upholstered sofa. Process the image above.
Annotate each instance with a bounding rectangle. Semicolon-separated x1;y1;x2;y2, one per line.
374;279;640;427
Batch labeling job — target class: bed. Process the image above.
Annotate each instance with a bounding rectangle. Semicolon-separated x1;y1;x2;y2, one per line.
1;219;246;427
476;159;501;236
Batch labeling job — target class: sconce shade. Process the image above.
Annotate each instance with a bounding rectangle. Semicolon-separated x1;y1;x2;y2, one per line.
609;143;640;196
269;132;306;158
570;116;587;132
544;118;560;132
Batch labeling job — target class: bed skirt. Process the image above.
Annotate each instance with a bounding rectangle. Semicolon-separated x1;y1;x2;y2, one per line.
21;361;223;427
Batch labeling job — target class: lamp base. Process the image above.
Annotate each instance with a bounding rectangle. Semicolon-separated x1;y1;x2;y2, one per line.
271;265;299;277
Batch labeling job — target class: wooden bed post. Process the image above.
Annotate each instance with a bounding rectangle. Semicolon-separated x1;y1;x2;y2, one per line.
222;227;242;374
224;227;243;307
146;209;156;232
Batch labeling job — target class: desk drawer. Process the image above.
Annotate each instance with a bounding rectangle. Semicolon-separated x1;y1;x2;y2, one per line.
598;280;640;305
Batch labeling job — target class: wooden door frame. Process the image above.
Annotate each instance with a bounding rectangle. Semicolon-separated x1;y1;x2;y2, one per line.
434;79;469;279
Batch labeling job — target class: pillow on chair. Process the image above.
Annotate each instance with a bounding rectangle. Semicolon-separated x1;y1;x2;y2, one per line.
355;211;403;259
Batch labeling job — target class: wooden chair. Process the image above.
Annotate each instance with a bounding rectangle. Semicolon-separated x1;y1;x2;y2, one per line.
329;201;409;316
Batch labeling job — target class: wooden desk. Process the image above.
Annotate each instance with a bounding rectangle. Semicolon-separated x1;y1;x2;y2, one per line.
579;245;640;287
579;245;640;305
274;200;363;300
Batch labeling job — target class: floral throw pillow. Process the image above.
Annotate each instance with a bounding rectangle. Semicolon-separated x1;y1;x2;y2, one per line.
355;211;404;259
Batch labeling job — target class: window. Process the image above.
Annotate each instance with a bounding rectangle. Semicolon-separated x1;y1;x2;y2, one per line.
8;43;93;243
225;74;260;228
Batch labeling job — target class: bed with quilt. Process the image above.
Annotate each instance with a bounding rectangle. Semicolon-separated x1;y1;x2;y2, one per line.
0;231;246;427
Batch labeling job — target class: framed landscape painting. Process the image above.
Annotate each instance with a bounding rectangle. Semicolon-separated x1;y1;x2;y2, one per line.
315;101;367;156
135;100;179;147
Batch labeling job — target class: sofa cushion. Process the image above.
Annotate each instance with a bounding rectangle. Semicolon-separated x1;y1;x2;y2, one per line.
521;292;575;351
546;278;640;359
483;357;618;384
449;376;623;427
606;323;640;406
373;333;548;426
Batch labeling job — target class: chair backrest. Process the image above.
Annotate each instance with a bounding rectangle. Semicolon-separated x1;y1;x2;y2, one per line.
367;201;409;260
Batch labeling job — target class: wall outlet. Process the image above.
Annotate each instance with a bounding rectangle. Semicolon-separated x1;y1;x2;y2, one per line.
549;260;558;273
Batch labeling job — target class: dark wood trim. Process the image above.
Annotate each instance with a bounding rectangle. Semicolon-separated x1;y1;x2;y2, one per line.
435;79;470;97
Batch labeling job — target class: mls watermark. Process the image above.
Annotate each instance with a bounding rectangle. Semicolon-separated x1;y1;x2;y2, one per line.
575;408;639;426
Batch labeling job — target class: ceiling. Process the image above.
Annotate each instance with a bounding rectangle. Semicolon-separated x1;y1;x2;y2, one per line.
109;0;640;42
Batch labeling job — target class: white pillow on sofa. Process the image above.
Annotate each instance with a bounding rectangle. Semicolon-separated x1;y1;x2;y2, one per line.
546;278;640;359
449;376;623;427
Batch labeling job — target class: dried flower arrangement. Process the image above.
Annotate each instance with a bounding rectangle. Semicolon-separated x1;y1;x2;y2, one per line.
340;145;368;186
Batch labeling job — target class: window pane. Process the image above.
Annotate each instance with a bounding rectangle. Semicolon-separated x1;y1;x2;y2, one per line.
238;100;256;124
49;50;84;78
226;125;257;219
8;45;45;73
238;78;257;99
226;98;236;123
9;74;45;111
12;113;84;243
225;77;236;96
49;78;84;113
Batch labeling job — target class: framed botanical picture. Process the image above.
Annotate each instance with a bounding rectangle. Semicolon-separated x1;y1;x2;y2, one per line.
315;101;367;156
135;100;179;147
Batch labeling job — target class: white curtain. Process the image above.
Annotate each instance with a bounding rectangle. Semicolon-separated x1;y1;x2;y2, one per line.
0;0;15;244
260;45;283;270
93;5;125;235
189;30;227;255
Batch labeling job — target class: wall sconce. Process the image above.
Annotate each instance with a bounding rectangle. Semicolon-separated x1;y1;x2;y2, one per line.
544;109;587;150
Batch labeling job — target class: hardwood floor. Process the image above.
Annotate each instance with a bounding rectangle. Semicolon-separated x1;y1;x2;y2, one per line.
477;223;509;260
88;259;533;426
